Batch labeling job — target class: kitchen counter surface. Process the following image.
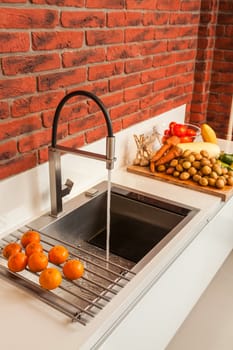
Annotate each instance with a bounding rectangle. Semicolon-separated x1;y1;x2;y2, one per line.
1;106;233;350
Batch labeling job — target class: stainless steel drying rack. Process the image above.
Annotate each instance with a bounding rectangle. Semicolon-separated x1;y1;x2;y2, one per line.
0;226;136;326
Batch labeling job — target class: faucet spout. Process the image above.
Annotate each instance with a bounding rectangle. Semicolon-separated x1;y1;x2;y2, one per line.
48;90;116;217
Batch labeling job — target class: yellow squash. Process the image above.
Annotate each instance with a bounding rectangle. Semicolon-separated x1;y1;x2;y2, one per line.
177;142;220;158
201;123;217;144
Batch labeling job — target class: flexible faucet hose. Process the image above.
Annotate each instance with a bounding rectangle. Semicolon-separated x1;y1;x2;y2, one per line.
51;90;114;148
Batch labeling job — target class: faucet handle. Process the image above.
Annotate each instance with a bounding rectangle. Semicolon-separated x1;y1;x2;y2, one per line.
62;178;74;197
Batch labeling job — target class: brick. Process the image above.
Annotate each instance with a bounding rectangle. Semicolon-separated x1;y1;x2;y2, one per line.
157;0;180;10
63;48;105;67
219;0;233;11
155;78;174;91
60;134;85;148
86;29;124;46
170;13;199;25
69;113;103;135
224;51;233;62
168;39;197;51
61;11;105;28
0;115;42;140
110;101;139;120
18;126;67;152
140;91;165;109
175;50;196;62
212;60;233;73
126;0;156;10
107;44;140;61
176;72;195;86
225;25;233;37
0;101;10;119
0;140;17;160
0;8;58;29
42;102;88;128
150;101;173;118
0;32;29;53
2;53;60;75
101;91;124;109
107;12;126;27
155;27;180;39
31;0;84;6
32;31;83;51
88;62;124;81
86;0;124;8
141;67;166;83
38;68;86;91
143;12;169;26
179;26;199;37
125;28;154;43
125;12;144;26
125;57;152;74
153;54;175;67
140;41;167;56
181;1;200;11
11;91;64;117
122;109;150;129
166;63;188;77
110;74;141;92
124;84;152;102
215;37;233;49
112;119;122;134
164;86;184;100
0;154;37;180
85;125;107;143
218;14;233;25
38;147;48;164
0;77;36;99
211;72;233;84
201;0;218;11
1;0;27;2
75;81;108;97
208;102;230;114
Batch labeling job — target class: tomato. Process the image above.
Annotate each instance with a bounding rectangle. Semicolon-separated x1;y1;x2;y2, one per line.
169;122;177;135
173;124;187;137
164;129;171;136
186;128;197;137
180;136;193;143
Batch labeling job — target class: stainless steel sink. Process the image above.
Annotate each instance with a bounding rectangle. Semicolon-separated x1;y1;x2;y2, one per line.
0;181;198;325
30;181;198;271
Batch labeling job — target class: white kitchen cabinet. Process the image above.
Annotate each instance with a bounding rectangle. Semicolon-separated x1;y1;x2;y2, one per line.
97;197;233;350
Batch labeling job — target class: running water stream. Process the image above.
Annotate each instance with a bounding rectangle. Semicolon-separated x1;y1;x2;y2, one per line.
106;169;112;263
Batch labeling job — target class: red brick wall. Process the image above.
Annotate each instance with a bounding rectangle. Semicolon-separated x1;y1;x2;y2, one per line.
190;0;233;139
207;0;233;139
0;0;231;180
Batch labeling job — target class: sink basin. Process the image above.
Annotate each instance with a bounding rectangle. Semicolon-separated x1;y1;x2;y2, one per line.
0;181;198;324
30;181;198;272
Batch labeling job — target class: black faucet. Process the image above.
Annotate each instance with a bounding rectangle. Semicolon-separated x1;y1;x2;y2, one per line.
48;90;116;217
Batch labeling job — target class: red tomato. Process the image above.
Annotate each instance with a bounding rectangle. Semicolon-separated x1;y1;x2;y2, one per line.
173;124;187;137
169;122;177;135
186;128;197;137
164;129;171;136
180;136;193;143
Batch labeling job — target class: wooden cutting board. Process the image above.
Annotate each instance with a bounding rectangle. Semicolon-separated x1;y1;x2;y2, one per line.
127;165;233;201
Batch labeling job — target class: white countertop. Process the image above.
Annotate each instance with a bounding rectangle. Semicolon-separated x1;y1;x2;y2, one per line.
1;106;233;350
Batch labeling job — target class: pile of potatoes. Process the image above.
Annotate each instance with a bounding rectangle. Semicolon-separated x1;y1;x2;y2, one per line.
155;149;233;189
